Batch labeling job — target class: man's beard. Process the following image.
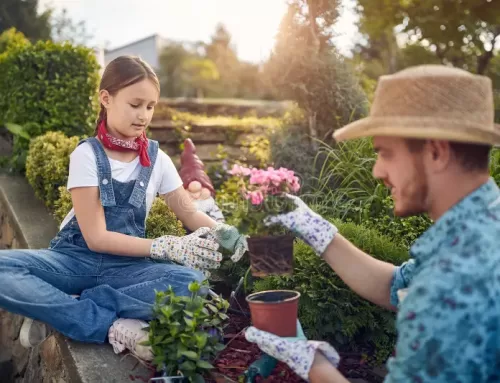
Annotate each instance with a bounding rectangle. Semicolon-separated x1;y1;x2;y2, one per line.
394;160;428;218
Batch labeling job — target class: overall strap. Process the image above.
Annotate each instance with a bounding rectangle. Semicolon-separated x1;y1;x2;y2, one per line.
81;137;116;207
128;139;160;208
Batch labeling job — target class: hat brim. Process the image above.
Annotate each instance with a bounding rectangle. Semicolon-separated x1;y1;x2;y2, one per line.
333;117;500;147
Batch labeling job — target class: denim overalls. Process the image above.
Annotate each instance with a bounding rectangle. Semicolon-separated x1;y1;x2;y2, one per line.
0;137;203;343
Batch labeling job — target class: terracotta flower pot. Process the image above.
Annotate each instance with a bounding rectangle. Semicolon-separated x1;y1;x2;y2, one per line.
246;290;300;337
247;235;294;277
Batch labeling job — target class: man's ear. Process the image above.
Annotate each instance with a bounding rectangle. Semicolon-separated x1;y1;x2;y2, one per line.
426;140;452;172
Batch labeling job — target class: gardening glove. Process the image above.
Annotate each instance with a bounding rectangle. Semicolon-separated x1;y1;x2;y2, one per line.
150;227;222;277
206;223;248;262
194;196;225;223
245;320;340;382
264;194;338;256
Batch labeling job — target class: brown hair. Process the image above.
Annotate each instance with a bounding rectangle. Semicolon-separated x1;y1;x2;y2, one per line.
94;55;160;134
405;139;491;171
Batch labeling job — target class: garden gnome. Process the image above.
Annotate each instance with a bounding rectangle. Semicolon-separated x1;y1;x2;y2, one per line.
179;138;225;223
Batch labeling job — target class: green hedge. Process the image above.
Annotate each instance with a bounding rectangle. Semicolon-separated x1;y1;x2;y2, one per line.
254;218;408;364
0;28;29;54
26;131;80;210
0;39;100;171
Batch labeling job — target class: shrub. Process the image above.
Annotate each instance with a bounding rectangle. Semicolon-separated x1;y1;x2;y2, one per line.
145;197;186;238
53;186;73;224
364;197;431;249
253;218;408;364
0;39;99;171
490;148;500;186
0;28;29;54
268;107;319;192
26;131;80;210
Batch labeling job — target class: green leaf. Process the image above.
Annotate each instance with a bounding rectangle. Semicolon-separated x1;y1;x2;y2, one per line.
180;350;199;360
195;332;208;349
183;310;195;317
196;360;214;369
5;123;30;140
206;304;218;313
218;313;229;321
179;360;197;371
191;374;206;383
188;281;201;293
184;317;194;328
213;343;225;352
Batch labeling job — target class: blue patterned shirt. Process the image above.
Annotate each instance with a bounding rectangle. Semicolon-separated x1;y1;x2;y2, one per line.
387;178;500;382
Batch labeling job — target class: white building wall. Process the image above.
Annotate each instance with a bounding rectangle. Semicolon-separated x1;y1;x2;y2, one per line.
104;35;161;70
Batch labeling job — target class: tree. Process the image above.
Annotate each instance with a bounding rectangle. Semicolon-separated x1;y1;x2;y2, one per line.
265;0;367;143
355;0;500;75
181;57;219;98
0;0;51;41
204;23;240;97
158;42;194;97
50;8;92;46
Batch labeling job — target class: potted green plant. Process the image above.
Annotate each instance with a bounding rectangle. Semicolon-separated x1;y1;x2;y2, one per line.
228;165;300;277
146;281;229;383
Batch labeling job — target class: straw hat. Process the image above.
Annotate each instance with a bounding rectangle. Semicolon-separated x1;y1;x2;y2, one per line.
333;65;500;146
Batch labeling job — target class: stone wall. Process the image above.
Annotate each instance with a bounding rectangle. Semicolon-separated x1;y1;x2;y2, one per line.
160;97;291;118
0;175;152;383
149;120;269;168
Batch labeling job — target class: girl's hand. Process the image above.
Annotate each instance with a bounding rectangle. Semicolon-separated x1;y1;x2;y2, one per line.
207;223;248;262
150;227;222;277
245;322;340;381
264;194;338;256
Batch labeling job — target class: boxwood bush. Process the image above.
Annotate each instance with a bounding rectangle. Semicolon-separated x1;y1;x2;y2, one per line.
0;39;99;171
26;131;80;210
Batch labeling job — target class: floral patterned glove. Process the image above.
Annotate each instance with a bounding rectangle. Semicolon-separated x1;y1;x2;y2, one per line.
245;323;340;381
207;223;248;262
150;227;222;277
264;194;338;256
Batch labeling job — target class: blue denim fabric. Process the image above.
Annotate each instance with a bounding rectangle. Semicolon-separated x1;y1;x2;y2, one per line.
386;178;500;382
0;138;203;343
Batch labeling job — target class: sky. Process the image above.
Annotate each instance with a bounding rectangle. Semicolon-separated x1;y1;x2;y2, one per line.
38;0;360;63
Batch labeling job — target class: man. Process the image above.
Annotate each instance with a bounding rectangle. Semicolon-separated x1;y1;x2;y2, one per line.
245;65;500;382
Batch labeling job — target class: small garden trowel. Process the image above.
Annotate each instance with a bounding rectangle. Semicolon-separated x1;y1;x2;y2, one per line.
243;353;279;382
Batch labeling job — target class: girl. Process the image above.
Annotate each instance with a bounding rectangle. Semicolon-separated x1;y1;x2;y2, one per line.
0;55;246;362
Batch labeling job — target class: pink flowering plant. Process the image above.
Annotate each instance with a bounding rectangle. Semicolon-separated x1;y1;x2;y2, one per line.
227;164;301;236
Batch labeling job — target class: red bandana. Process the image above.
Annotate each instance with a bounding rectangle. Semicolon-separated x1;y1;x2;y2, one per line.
97;120;151;167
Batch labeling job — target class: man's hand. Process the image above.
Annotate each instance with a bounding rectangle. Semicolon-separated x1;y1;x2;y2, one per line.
264;194;338;256
245;321;340;381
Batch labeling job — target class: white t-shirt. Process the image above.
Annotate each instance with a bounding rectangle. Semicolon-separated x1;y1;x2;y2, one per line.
59;142;183;230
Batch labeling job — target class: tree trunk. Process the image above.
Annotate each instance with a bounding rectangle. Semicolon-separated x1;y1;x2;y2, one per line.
308;111;318;150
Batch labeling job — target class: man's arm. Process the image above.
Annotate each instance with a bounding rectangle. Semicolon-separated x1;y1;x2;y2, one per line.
309;352;350;383
322;234;398;310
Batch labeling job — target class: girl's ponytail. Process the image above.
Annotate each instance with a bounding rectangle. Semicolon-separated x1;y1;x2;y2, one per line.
94;105;106;136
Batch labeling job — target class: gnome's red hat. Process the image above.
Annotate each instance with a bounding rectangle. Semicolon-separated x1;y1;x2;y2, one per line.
179;138;216;197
